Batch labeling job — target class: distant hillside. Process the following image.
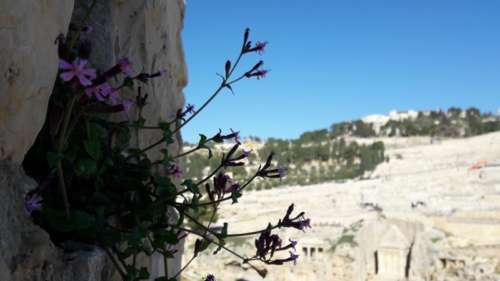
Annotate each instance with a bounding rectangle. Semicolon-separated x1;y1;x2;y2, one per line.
181;107;499;190
332;107;500;138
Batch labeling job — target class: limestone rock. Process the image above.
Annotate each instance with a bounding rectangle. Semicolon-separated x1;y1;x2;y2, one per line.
0;160;64;281
61;243;119;281
0;0;74;163
71;0;187;158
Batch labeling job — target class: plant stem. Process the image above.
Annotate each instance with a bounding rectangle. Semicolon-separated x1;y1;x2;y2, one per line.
226;225;279;237
182;212;219;237
163;250;169;278
172;145;202;159
56;95;78;218
196;163;223;186
171;254;196;280
177;227;262;273
103;247;127;279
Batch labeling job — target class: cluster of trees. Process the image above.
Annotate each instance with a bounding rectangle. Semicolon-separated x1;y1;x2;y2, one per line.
331;107;500;138
181;135;386;191
380;108;500;137
182;107;498;191
248;138;385;190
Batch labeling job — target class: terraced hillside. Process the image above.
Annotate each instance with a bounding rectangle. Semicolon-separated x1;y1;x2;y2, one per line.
184;131;500;281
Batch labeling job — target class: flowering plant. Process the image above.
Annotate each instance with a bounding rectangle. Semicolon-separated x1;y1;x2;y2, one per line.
23;23;309;281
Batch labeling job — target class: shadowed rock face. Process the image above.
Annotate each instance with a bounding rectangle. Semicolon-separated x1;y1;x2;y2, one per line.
1;1;187;280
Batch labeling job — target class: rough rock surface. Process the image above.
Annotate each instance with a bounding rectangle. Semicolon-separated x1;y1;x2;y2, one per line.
0;161;122;281
72;0;187;158
1;0;187;280
0;160;63;281
0;0;74;163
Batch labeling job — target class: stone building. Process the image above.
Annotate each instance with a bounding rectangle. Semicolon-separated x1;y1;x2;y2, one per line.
373;225;412;280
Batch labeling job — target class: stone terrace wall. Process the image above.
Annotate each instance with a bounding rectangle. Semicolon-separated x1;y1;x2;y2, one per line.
0;1;187;280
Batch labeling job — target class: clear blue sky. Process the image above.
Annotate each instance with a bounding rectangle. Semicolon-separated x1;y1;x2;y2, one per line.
181;1;500;143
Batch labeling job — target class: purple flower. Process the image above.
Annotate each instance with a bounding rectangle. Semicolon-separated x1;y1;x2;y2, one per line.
168;163;183;180
242;37;268;54
289;252;299;265
214;173;231;195
255;229;282;260
204;274;215;281
25;193;43;215
85;82;114;101
286;239;297;251
59;58;96;86
277;167;287;178
121;99;134;112
254;41;268;55
117;58;134;77
214;129;241;144
224;183;240;193
269;251;299;265
279;204;311;231
258;164;287;179
254;69;268;80
242;149;251;158
245;61;269;80
254;229;300;265
81;25;93;34
185;104;195;115
297;217;311;230
108;90;121;105
179;103;196;119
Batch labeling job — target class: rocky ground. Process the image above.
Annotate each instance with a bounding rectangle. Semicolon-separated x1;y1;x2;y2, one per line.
183;132;500;281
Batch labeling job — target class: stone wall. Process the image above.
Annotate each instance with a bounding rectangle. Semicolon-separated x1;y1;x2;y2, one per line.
0;1;187;280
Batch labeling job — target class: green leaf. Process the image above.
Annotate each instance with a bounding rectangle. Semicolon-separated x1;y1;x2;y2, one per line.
155;176;176;197
231;190;242;204
176;211;184;226
74;158;98;177
198;134;208;146
47;151;64;168
84;139;101;160
133;117;146;127
127;148;143;157
87;123;103;140
158;121;170;131
138;267;150;279
182;179;200;194
123;77;135;89
152;229;178;249
41;208;73;232
194;238;211;255
71;210;94;230
114;126;131;151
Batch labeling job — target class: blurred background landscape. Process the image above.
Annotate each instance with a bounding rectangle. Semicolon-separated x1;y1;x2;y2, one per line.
180;1;500;281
